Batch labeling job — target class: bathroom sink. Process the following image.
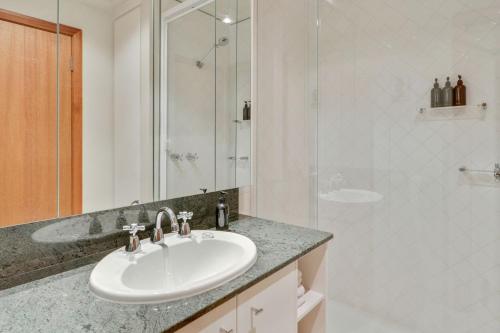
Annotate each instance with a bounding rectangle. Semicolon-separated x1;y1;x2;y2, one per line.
89;230;257;304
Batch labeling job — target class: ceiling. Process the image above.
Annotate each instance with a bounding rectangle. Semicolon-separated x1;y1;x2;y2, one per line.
76;0;129;11
174;0;251;22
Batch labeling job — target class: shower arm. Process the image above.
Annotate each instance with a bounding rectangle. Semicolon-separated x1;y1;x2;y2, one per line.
198;45;217;63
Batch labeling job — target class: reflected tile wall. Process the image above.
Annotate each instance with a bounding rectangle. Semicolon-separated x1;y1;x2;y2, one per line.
318;0;500;332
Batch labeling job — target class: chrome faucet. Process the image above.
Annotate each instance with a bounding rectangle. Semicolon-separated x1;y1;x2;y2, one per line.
123;223;145;253
151;207;180;243
177;211;193;238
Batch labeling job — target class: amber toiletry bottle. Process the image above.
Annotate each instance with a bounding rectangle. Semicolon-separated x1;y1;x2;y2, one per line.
453;75;466;106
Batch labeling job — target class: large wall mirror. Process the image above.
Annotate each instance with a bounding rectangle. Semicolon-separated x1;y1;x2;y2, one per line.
0;0;251;228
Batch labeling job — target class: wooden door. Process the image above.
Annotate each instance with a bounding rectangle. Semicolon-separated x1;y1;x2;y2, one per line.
0;9;82;227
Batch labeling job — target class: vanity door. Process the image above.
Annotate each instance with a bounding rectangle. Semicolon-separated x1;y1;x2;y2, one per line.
237;263;298;333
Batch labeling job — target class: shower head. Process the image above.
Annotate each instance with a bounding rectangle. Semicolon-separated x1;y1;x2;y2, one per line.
196;37;229;69
216;37;229;47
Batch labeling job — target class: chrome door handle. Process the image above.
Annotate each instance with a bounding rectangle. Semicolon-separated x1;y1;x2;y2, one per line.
220;328;233;333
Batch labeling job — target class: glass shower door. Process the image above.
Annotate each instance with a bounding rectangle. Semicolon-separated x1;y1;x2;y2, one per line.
316;0;500;332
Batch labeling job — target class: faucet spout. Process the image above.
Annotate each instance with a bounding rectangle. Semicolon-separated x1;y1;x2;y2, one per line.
151;207;179;243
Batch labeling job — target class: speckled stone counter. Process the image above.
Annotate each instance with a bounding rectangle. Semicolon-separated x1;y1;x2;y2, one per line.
0;189;239;290
0;217;332;333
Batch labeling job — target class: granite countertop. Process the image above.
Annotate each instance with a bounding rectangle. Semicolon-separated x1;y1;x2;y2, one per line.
0;217;333;333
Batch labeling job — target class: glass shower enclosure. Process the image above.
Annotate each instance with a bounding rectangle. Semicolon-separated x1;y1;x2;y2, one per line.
311;1;500;332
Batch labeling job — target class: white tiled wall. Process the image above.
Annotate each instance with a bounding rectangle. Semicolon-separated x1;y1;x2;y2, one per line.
317;0;500;332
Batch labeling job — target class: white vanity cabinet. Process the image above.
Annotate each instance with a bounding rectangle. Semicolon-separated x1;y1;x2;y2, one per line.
177;264;296;333
177;244;327;333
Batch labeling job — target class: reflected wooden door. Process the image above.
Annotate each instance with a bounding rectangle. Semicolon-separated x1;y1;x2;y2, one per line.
0;9;82;227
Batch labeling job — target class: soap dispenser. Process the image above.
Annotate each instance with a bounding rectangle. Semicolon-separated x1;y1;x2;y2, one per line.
453;75;466;106
442;77;453;107
115;209;127;229
215;191;229;230
431;78;442;108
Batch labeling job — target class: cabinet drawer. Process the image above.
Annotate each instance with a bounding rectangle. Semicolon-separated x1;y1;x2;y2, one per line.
237;263;298;333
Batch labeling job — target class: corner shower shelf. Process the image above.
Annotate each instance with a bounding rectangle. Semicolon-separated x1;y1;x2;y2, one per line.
297;290;325;322
417;102;487;121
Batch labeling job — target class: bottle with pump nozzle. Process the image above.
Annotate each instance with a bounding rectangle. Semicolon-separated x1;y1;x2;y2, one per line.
215;191;229;230
442;77;453;107
453;74;466;106
243;101;251;120
431;78;442;108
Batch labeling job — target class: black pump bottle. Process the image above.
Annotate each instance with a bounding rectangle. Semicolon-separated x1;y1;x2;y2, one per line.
215;191;229;230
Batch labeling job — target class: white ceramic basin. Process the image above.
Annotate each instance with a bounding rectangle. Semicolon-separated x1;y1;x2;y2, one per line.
320;189;383;204
89;230;257;304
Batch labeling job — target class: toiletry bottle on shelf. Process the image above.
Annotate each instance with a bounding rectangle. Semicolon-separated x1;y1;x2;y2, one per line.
442;77;453;107
215;191;229;231
453;75;466;106
431;78;442;108
243;101;251;120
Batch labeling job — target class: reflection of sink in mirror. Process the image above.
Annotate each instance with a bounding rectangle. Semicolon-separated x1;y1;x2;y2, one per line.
89;230;257;304
320;189;383;204
31;210;156;244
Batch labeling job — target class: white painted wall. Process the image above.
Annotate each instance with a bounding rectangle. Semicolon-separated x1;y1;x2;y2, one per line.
113;0;154;207
113;6;142;207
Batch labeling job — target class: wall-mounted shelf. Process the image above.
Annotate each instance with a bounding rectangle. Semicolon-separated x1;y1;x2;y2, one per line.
297;290;325;322
417;102;487;121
